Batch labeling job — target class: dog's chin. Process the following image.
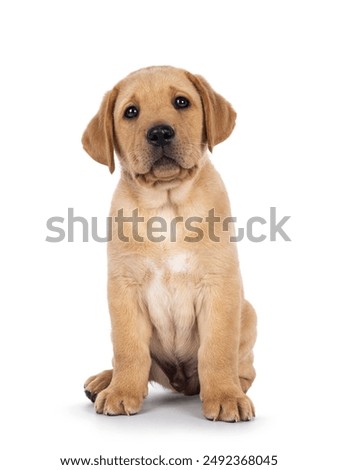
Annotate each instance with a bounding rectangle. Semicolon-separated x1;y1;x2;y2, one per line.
152;156;181;179
136;157;198;187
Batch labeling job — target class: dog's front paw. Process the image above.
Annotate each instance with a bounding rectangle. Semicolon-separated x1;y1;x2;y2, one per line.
202;391;255;422
95;386;146;416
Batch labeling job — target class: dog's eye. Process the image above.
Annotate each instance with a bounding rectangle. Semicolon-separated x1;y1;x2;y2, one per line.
174;96;190;109
124;106;139;119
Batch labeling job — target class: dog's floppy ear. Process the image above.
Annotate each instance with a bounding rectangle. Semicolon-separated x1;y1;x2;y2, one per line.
186;72;236;152
81;88;118;173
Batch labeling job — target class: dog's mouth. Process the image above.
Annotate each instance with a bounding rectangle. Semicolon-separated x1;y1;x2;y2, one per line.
151;156;181;178
134;149;199;187
136;157;197;186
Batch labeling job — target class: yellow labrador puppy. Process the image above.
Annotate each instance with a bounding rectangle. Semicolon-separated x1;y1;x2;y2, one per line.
82;66;256;422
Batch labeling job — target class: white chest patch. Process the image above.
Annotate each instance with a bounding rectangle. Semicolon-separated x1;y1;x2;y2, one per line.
144;251;196;357
166;252;190;273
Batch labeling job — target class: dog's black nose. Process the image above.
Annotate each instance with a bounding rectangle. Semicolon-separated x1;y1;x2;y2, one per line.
147;125;175;147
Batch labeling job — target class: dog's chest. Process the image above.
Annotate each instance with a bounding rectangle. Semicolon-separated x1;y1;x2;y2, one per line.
144;251;197;356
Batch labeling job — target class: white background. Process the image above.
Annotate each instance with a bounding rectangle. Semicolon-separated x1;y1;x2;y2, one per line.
1;1;337;468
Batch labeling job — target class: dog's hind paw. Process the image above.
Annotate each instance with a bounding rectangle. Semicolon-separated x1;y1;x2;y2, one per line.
84;369;113;403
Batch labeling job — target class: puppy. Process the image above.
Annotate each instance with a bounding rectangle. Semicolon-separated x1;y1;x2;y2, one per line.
82;66;256;422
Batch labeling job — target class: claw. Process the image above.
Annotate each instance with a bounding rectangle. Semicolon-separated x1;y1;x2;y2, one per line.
84;389;97;403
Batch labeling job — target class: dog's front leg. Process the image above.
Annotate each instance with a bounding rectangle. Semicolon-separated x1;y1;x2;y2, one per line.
95;278;152;416
198;282;255;422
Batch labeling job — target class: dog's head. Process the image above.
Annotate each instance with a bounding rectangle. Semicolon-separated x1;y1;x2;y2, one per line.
82;66;236;187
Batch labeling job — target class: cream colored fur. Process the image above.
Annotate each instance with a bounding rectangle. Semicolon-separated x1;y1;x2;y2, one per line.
82;66;257;422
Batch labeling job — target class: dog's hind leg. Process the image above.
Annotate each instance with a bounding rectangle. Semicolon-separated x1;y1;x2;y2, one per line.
238;300;257;393
84;369;113;403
